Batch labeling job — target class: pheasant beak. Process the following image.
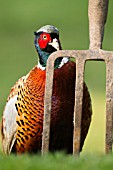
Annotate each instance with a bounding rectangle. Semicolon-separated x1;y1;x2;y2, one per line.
48;38;60;51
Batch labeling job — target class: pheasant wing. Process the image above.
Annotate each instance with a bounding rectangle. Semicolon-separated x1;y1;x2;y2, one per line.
1;77;25;154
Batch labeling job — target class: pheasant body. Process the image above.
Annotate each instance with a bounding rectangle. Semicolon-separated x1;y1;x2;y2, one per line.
1;25;92;154
14;68;46;153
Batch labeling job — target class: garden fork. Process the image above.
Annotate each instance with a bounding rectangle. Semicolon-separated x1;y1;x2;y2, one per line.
42;0;113;155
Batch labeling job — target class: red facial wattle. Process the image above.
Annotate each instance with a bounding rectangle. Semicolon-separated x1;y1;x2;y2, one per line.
38;33;51;49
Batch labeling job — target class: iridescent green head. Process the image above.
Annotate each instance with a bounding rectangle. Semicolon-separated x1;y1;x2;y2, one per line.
34;25;63;69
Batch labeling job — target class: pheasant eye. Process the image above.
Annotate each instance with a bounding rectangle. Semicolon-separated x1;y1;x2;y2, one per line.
43;35;47;40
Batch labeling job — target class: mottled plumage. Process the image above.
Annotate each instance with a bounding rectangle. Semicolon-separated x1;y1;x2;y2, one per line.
1;25;92;154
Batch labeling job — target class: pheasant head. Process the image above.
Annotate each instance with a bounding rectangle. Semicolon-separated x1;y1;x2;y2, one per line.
34;25;64;69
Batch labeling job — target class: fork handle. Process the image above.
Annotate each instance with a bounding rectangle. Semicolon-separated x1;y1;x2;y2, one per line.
88;0;109;49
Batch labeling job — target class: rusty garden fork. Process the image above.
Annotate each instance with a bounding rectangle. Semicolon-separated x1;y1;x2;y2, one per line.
42;0;113;155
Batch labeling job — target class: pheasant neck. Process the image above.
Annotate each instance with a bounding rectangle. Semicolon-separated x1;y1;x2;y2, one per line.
36;45;63;70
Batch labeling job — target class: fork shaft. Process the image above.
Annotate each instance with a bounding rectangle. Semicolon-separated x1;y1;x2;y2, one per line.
88;0;109;49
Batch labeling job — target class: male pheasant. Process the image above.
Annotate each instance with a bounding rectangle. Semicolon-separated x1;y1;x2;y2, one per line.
1;25;92;154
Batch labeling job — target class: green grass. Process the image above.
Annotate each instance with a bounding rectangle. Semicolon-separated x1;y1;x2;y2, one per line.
1;152;113;170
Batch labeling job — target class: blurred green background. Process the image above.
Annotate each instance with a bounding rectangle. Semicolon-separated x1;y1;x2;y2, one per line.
0;0;113;154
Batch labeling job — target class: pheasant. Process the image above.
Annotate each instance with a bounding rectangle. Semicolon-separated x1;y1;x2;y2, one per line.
1;25;92;154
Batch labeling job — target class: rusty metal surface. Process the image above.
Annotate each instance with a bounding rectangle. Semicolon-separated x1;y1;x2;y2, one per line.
42;58;54;153
88;0;109;49
42;0;111;156
42;49;113;155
